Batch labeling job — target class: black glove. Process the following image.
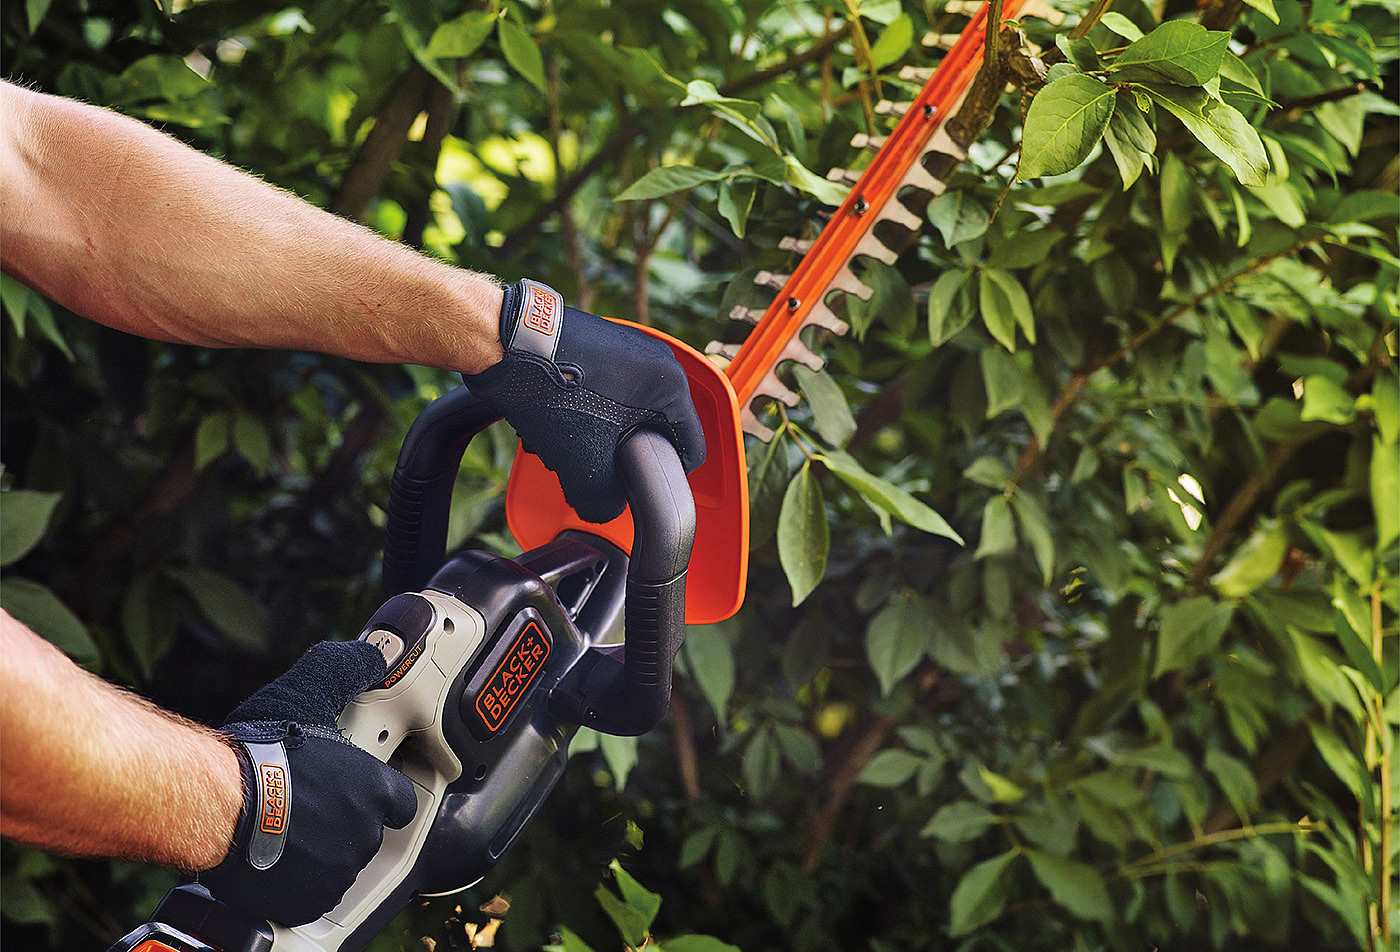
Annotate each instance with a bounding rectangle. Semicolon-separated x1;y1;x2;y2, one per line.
463;280;706;523
199;641;418;927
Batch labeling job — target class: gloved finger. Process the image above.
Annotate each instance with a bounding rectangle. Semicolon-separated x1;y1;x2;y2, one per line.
223;640;387;729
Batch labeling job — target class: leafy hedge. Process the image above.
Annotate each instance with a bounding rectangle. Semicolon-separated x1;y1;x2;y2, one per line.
1;1;1395;950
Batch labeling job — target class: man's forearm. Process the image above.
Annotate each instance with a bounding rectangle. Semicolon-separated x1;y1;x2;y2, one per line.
0;611;243;871
0;81;503;374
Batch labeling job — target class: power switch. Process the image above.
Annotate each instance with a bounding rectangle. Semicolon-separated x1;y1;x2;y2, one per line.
356;593;437;688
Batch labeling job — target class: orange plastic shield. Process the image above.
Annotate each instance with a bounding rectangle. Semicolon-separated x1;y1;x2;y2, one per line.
505;321;748;624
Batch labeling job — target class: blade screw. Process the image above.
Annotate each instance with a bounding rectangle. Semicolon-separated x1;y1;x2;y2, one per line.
787;297;801;311
923;104;936;119
853;197;869;215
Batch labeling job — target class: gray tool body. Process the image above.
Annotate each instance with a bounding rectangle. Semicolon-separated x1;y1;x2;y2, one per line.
110;388;696;952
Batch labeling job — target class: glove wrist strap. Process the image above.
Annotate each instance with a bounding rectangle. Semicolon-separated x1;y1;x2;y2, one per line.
500;279;564;359
235;740;291;871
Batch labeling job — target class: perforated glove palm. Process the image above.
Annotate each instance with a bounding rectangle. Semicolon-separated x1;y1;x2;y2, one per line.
199;641;418;927
463;280;705;524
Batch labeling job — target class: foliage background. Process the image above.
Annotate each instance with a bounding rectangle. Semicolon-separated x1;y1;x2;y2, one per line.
1;0;1395;950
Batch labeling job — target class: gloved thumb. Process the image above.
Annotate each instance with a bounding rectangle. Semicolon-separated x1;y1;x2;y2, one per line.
223;640;387;729
381;766;419;830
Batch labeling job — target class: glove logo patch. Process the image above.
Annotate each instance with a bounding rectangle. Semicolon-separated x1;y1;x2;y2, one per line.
259;763;288;835
523;285;559;336
475;622;550;733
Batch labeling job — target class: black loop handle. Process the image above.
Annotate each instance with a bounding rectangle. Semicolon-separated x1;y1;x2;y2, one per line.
383;387;697;736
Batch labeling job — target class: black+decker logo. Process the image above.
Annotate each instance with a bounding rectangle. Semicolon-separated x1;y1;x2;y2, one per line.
475;622;550;733
522;287;558;336
259;763;287;834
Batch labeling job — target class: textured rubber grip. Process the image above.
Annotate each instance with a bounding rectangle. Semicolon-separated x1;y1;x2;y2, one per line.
383;388;499;596
555;430;695;735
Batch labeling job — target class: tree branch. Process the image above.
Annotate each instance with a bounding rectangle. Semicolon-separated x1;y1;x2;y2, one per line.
333;66;430;222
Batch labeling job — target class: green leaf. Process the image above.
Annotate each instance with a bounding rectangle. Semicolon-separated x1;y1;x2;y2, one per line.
927;191;990;249
1100;12;1144;41
980;348;1025;419
858;748;923;786
682;81;781;153
595;883;651;947
974;495;1015;560
979;765;1028;804
498;18;546;94
820;451;962;542
608;860;661;933
987;228;1063;270
716;180;755;238
660;937;742;952
1153;596;1234;677
1;578;99;670
1028;851;1113;921
617;165;728;202
922;800;996;842
793;366;856;448
232;414;271;477
167;568;269;654
600;732;638;789
1220;52;1265;96
683;623;734;721
1210;520;1287;598
1016;75;1116;181
1010;492;1055;585
195;412;231;470
1300;375;1355;424
678;827;717;868
869;13;912;71
1110;21;1231;86
0;489;61;567
927;269;971;346
782;155;848;205
425;11;496;59
982;268;1035;346
777;462;829;605
26;0;54;33
865;590;931;695
1141;85;1268;187
1240;0;1280;22
122;572;178;679
949;851;1018;936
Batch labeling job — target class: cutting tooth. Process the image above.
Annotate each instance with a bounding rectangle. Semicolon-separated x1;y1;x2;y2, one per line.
705;340;742;359
921;32;964;50
728;305;765;324
850;133;888;152
755;372;800;408
831;266;874;302
899;66;935;83
740;403;777;443
875;99;911;118
782;337;825;372
942;0;983;13
1018;0;1067;24
854;233;898;265
901;159;947;196
925;126;969;166
826;167;862;186
754;270;791;290
804;302;851;336
878;197;922;231
779;236;815;255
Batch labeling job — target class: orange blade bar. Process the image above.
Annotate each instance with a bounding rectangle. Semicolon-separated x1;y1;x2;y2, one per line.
724;0;1027;405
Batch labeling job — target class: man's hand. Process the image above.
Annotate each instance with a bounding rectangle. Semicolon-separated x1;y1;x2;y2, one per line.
464;280;706;523
198;641;418;927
